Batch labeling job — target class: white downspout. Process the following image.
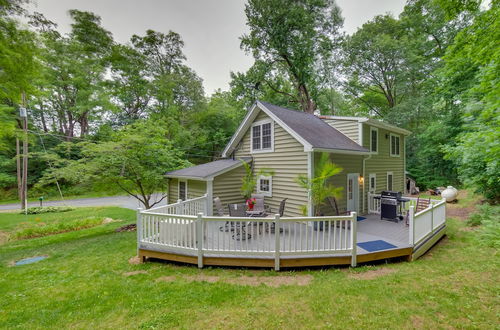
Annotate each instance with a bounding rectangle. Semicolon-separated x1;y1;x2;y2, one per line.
362;153;372;214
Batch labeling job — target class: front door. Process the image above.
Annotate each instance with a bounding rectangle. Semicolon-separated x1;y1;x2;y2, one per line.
346;173;359;213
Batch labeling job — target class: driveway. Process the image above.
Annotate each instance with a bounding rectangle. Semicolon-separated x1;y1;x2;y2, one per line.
0;194;168;211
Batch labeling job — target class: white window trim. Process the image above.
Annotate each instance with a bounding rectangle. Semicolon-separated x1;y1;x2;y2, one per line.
256;175;272;197
370;127;378;154
250;119;274;154
390;133;401;157
178;179;188;201
386;172;393;191
369;173;377;193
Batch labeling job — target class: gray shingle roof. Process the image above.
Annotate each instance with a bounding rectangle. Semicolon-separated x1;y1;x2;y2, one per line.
165;157;251;179
258;101;369;152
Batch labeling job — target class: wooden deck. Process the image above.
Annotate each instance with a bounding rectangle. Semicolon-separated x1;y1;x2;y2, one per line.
138;214;441;268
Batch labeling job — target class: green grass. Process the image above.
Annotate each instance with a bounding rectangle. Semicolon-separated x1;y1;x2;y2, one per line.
0;206;498;329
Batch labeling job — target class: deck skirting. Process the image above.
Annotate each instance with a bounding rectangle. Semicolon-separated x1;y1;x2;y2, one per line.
138;246;414;269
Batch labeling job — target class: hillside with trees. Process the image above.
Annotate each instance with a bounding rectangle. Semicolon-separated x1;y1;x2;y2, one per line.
0;0;498;206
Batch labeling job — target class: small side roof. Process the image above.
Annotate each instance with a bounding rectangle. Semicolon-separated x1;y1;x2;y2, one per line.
319;115;412;136
222;101;369;157
165;157;251;181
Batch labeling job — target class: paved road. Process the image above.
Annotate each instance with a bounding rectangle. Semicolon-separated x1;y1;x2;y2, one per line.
0;194;168;211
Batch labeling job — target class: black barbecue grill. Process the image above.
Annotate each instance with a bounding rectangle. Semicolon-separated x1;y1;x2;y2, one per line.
378;191;409;222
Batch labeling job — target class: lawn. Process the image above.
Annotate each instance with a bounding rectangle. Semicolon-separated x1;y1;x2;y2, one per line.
0;203;498;329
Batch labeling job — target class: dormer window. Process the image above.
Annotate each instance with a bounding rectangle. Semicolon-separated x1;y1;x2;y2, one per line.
251;119;274;153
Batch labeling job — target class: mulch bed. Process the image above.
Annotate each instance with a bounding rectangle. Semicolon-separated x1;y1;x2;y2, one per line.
115;224;136;232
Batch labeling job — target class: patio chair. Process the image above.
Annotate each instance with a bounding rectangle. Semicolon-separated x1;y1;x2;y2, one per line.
327;196;351;229
327;197;350;216
416;196;431;213
251;193;272;213
228;203;251;240
214;197;225;216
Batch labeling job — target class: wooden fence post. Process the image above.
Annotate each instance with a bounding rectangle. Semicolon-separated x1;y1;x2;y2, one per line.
351;212;357;267
274;214;281;271
196;212;204;268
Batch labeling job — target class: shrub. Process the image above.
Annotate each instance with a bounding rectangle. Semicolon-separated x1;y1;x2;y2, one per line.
467;204;500;248
22;206;75;215
11;217;104;240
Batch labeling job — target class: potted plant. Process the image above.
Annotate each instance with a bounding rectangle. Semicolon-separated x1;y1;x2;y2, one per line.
295;153;343;230
240;160;274;202
246;197;257;210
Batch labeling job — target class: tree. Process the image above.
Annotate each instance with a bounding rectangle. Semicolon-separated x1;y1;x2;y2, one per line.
443;1;500;203
240;160;274;200
240;0;343;113
295;153;343;216
342;15;409;117
38;121;190;209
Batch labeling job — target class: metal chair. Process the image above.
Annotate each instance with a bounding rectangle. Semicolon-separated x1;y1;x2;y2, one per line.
228;203;251;240
214;197;225;216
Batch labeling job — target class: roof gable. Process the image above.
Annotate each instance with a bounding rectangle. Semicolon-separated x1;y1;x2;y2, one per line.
222;101;369;157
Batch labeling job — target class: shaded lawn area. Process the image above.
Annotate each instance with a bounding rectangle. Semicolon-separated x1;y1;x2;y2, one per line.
0;207;498;329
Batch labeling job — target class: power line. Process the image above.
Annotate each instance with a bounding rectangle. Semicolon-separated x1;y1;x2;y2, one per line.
27;130;228;156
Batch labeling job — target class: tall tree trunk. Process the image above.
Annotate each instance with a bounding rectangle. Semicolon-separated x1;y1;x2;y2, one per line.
39;103;48;132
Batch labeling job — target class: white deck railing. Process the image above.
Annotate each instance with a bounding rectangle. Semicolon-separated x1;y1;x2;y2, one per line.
147;194;208;216
409;199;446;246
137;208;358;270
367;193;446;247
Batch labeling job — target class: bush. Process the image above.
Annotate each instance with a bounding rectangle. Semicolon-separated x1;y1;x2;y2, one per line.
11;217;104;240
22;206;75;215
468;204;500;248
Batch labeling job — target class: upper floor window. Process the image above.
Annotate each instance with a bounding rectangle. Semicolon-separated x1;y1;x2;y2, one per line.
390;134;400;157
251;120;274;153
370;127;378;153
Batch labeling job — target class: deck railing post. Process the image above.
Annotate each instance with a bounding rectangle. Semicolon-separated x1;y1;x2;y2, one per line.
409;205;415;246
137;207;143;254
274;214;281;271
351;212;357;267
196;212;204;268
430;202;435;234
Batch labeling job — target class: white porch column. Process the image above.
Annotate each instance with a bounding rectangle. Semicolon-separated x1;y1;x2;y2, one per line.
307;151;314;217
206;179;213;216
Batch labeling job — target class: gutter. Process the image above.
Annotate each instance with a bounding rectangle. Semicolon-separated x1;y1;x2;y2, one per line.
362;153;372;213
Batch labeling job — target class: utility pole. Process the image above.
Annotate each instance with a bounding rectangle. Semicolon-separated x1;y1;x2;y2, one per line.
19;92;28;214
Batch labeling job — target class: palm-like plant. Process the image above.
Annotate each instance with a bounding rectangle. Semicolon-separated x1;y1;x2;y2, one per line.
295;153;343;216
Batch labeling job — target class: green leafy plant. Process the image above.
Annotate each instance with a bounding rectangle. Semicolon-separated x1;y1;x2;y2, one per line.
240;160;274;200
22;206;75;215
295;153;343;216
11;216;104;240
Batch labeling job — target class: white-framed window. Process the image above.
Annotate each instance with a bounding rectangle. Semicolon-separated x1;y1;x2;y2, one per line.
369;173;377;193
370;127;378;154
256;175;272;197
178;180;187;201
251;119;274;153
390;133;400;157
386;172;393;191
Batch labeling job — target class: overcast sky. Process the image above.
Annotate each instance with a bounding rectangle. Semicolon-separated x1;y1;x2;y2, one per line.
27;0;406;95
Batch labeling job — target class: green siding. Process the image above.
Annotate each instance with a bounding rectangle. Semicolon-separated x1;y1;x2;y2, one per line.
234;109;309;217
212;165;247;213
168;178;206;204
323;119;359;143
319;152;364;215
362;123;405;210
